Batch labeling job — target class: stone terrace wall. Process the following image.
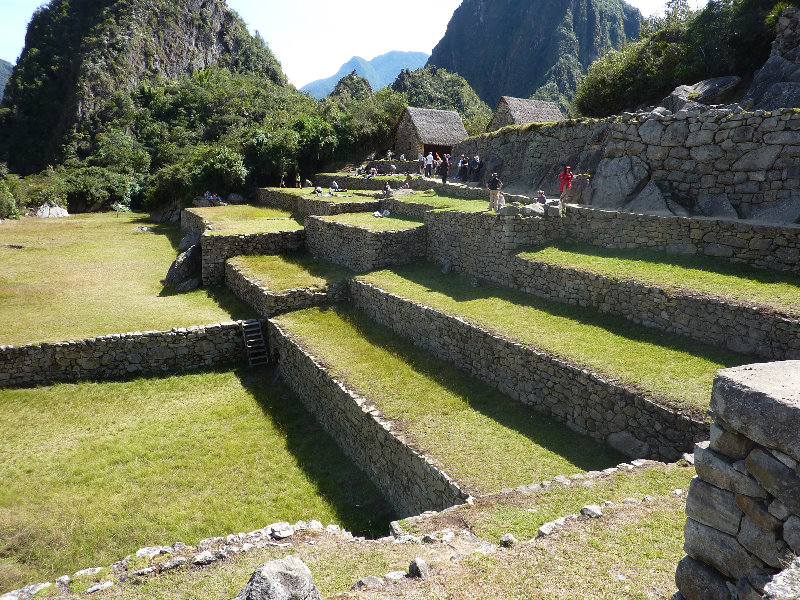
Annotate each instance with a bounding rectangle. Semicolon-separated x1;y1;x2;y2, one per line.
676;361;800;600
305;216;427;273
201;230;305;285
512;256;800;361
380;198;439;220
255;188;380;218
225;261;347;318
424;210;565;285
315;174;503;201
181;208;208;233
254;188;297;213
349;279;707;461
0;323;247;388
268;320;469;517
565;206;800;273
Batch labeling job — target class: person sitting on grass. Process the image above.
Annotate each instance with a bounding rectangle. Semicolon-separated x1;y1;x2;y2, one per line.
382;182;393;198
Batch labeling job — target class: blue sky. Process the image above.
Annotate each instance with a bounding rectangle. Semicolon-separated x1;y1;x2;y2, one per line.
0;0;687;88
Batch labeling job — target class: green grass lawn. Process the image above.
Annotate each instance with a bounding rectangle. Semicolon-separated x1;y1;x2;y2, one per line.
190;205;303;236
0;213;252;346
0;368;394;592
520;243;800;314
395;189;489;213
320;213;424;232
227;253;352;292
358;265;751;414
273;306;624;496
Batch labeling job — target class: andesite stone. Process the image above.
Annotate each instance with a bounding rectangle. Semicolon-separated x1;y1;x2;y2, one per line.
694;442;767;498
674;555;731;600
685;477;742;536
233;556;322;600
746;448;800;515
683;518;764;580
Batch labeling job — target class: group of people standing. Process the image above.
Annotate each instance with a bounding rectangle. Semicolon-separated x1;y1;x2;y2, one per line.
418;152;484;185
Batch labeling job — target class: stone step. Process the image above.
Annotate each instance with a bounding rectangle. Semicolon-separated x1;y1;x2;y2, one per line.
514;245;800;361
346;265;757;460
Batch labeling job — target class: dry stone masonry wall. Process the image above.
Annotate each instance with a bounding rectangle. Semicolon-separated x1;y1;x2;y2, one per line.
512;255;800;361
225;261;347;319
677;361;800;600
201;230;305;285
348;279;707;462
181;208;208;234
254;188;380;219
0;323;247;388
305;216;427;273
267;320;469;517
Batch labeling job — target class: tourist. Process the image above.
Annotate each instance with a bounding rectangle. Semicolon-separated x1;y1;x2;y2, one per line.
425;152;434;177
399;153;406;161
439;155;450;185
382;182;393;198
331;180;340;191
558;165;574;215
295;173;301;188
418;153;425;175
279;173;286;188
537;190;546;204
487;172;503;211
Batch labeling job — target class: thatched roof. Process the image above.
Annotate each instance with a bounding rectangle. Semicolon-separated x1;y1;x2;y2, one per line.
401;107;468;146
497;97;564;124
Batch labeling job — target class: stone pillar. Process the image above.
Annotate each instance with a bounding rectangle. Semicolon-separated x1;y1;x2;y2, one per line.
676;361;800;600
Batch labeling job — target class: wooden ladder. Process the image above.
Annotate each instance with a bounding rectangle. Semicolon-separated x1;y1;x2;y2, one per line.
241;320;269;367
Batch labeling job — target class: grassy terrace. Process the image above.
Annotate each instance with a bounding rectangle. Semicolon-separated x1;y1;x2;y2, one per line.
191;205;303;236
227;253;352;292
0;368;394;591
273;306;624;495
0;214;251;346
320;213;424;232
520;243;800;314
358;265;752;414
396;189;488;212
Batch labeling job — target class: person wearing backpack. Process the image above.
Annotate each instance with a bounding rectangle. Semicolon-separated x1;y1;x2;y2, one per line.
487;172;503;211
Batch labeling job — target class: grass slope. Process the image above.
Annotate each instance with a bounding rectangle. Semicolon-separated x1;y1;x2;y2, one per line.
0;368;394;591
520;243;800;315
358;265;751;414
0;213;251;345
228;253;352;292
273;306;624;495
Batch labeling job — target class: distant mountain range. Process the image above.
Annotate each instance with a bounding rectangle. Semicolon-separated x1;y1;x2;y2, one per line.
301;51;430;99
0;59;12;101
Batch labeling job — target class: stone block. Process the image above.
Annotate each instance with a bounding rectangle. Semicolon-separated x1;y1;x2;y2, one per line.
746;448;800;516
710;423;756;460
675;555;731;600
738;515;789;568
711;362;800;463
694;442;767;498
735;495;782;533
784;516;800;554
684;518;764;580
686;477;742;535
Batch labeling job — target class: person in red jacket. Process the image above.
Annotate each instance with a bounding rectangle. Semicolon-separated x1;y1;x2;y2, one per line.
558;165;574;216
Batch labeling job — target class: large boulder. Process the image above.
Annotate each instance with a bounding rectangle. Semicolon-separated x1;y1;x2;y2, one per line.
589;156;650;208
35;203;69;218
695;192;739;220
623;180;673;216
163;244;201;287
739;197;800;224
744;7;800;110
233;556;322;600
661;77;742;113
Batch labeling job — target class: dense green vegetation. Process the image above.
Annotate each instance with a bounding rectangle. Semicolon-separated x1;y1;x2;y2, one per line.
573;0;794;116
392;66;492;135
0;59;12;102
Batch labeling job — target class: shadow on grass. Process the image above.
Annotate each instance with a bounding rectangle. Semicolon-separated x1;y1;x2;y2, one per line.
237;365;397;537
277;251;353;285
329;304;626;475
382;263;749;369
524;241;800;289
132;217;185;251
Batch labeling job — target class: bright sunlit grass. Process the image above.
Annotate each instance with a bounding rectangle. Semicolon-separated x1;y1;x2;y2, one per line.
228;253;352;293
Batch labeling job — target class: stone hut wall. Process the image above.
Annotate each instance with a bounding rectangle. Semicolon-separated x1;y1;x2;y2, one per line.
512;255;800;361
676;361;800;600
0;323;247;388
348;279;707;462
485;101;514;133
201;230;305;285
394;114;423;160
225;262;348;318
267;320;469;517
305;216;427;273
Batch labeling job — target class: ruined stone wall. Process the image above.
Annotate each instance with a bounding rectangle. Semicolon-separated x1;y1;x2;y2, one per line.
348;279;707;462
0;323;247;388
304;216;427;273
677;361;800;600
181;208;207;233
225;261;347;318
268;320;469;517
201;230;305;285
512;255;800;361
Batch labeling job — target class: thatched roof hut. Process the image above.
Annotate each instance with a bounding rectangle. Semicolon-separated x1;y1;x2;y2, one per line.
486;97;563;132
394;107;468;158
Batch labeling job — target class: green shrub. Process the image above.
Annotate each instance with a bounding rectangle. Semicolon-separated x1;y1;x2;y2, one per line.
190;146;248;193
0;179;19;219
